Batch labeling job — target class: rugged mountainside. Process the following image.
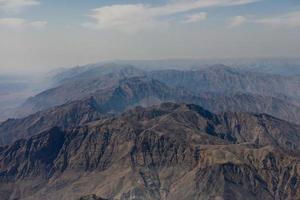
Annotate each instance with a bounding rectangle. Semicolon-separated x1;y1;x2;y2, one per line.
0;103;299;200
2;76;300;146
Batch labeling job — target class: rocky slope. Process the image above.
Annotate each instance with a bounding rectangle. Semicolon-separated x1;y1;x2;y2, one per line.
0;103;299;200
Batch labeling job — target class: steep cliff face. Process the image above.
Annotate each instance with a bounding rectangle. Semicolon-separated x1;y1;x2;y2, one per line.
0;103;299;200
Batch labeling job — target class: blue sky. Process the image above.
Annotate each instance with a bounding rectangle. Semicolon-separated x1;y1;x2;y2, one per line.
0;0;300;73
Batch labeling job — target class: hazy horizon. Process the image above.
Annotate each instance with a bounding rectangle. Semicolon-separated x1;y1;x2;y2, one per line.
1;56;300;76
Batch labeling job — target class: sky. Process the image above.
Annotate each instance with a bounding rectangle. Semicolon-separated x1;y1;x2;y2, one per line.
0;0;300;74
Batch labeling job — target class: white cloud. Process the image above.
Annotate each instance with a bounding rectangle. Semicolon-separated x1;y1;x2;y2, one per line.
228;16;247;27
0;0;39;12
256;11;300;28
0;18;47;29
183;12;207;23
82;4;158;32
229;11;300;28
83;0;263;32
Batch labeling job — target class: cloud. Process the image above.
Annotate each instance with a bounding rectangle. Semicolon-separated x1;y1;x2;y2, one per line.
256;11;300;28
82;4;158;32
0;0;39;12
0;18;47;29
229;11;300;28
228;16;247;27
183;12;207;23
83;0;262;32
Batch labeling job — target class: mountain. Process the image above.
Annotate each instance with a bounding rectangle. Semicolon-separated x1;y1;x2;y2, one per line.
109;58;300;76
0;74;54;122
0;97;104;145
0;77;175;145
232;58;300;76
2;76;300;146
15;64;300;119
149;65;300;99
53;63;145;84
192;92;300;124
0;103;299;200
4;61;300;121
16;65;144;117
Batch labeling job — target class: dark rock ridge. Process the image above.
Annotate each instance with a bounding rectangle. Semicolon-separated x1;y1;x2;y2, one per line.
0;103;299;200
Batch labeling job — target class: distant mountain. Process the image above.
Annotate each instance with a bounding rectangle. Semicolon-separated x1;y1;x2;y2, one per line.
243;65;300;77
7;59;297;121
2;76;300;145
149;65;300;99
0;103;299;200
15;65;300;119
193;92;300;124
0;74;55;122
53;63;145;84
16;65;145;117
232;58;300;76
110;58;300;76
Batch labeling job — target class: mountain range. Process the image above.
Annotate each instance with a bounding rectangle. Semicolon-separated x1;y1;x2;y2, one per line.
2;74;300;146
0;62;300;200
